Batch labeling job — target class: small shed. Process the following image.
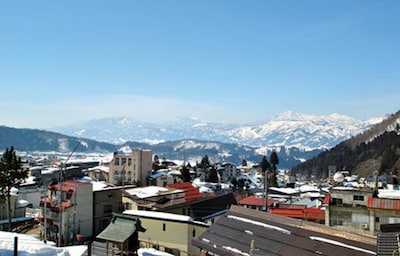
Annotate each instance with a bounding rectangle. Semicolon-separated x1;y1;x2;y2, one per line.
97;213;146;255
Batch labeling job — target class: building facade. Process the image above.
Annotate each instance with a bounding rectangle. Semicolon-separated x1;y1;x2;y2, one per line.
123;210;209;256
324;187;373;234
109;149;152;186
39;180;93;245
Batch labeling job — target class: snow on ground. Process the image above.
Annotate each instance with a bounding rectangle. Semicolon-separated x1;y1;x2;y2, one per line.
0;231;175;256
0;231;86;256
138;248;174;256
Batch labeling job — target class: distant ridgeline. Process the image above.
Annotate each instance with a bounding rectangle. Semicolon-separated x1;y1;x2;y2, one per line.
291;110;400;179
0;125;322;169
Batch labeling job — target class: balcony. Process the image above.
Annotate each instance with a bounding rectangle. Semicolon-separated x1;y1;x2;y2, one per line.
39;196;73;212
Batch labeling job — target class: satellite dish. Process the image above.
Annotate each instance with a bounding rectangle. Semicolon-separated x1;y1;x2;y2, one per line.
333;171;345;183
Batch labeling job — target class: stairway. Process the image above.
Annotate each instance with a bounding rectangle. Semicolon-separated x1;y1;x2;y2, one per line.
377;232;399;256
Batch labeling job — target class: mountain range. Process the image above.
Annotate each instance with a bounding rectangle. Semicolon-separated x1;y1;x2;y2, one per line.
292;110;400;178
52;111;384;150
0;111;388;171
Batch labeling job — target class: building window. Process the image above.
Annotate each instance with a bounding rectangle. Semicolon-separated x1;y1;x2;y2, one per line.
104;204;112;213
353;195;364;201
389;217;400;224
332;198;343;205
192;229;196;237
121;158;126;166
128;158;132;166
351;213;369;223
114;158;120;166
162;223;166;231
66;190;73;200
182;209;186;215
375;217;380;223
330;219;343;226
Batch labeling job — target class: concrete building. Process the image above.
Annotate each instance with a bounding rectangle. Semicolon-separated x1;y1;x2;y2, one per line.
216;162;240;183
109;149;152;187
324;187;373;234
39;180;93;245
122;186;186;211
325;184;400;235
92;182;125;237
123;209;209;256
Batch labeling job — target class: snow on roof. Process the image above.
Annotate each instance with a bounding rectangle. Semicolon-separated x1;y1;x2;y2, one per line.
0;231;87;256
309;236;376;255
299;184;320;193
88;165;109;173
269;187;299;195
227;215;291;235
378;189;400;199
16;199;31;208
91;181;114;192
123;209;193;222
41;167;59;175
124;186;183;198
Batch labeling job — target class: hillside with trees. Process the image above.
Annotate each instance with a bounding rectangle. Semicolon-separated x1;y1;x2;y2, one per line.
291;110;400;179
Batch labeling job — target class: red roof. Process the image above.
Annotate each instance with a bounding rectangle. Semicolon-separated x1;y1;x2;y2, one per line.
168;182;204;202
270;207;325;221
323;194;330;205
48;180;90;192
238;195;275;207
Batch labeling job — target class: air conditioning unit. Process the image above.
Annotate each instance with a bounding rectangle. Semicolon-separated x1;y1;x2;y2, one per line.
361;223;369;230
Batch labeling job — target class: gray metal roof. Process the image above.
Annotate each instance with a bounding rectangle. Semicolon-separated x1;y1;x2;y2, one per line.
193;205;377;256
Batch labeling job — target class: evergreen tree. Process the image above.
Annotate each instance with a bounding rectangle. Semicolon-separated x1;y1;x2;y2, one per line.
207;167;219;183
259;155;271;173
200;155;210;171
179;164;192;182
230;176;238;191
0;146;28;231
269;151;279;187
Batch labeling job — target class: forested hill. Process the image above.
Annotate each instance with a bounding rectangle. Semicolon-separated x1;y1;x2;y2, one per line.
0;125;119;153
291;111;400;179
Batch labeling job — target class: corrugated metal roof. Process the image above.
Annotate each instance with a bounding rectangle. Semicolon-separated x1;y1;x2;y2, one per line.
193;205;376;256
97;213;145;243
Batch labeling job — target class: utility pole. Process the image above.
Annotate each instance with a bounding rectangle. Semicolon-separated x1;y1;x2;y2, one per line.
58;142;81;246
265;170;268;212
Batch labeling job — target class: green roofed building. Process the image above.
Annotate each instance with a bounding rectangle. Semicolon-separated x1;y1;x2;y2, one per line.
97;213;146;255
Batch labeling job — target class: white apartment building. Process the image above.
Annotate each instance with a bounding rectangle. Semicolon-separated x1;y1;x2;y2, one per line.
109;149;152;187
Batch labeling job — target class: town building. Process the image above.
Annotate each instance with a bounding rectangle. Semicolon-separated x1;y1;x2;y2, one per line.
122;186;186;211
123;209;209;256
193;205;377;256
39;180;93;245
109;149;152;186
216;162;240;183
92;182;125;237
324;187;373;234
147;171;175;187
122;184;236;223
0;190;32;231
96;212;146;255
86;165;110;183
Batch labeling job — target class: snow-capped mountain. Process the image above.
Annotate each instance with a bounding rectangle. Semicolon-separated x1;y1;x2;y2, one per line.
52;111;384;150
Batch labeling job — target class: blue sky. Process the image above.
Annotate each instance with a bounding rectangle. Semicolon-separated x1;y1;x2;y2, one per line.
1;1;399;129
